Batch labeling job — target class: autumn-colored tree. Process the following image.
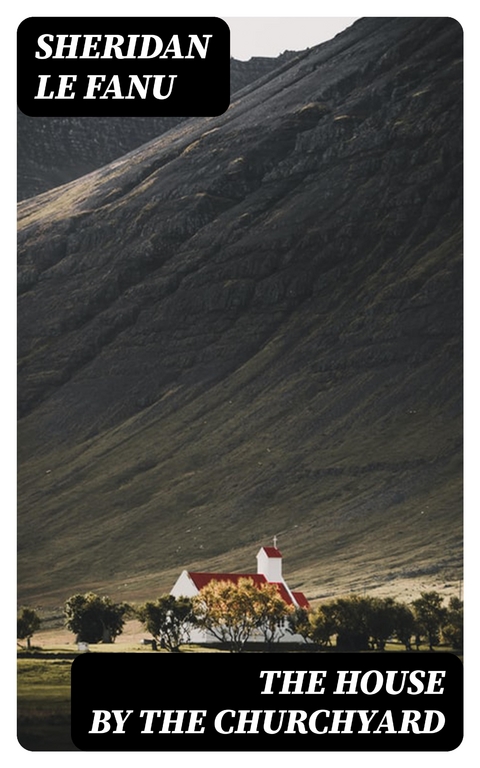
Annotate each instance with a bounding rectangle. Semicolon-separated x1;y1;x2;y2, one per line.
137;595;194;652
193;578;289;652
251;582;293;648
309;602;338;647
287;607;313;643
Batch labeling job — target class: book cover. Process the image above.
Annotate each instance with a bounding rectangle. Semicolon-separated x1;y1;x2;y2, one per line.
15;6;466;761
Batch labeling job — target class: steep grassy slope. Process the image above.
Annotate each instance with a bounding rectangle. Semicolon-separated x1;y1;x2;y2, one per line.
17;54;297;201
17;17;463;609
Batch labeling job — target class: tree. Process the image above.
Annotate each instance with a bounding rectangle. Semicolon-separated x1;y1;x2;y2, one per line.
17;607;41;649
392;602;417;650
441;596;463;650
329;595;372;651
250;582;293;649
193;578;287;652
367;597;398;651
309;603;337;647
412;591;446;651
137;595;194;652
287;607;313;643
64;592;129;644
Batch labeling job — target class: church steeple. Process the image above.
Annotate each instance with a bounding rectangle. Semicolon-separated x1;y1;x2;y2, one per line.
256;545;283;582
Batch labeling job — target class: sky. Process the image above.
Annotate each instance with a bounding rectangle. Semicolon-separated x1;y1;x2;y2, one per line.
224;17;359;60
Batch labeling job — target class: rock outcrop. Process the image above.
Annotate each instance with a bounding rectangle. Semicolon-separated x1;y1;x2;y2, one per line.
17;54;297;201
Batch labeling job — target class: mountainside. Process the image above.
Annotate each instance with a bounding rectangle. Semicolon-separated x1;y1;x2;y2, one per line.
17;54;297;201
17;17;463;610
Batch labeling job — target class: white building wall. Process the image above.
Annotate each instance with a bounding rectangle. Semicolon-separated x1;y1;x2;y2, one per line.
187;626;306;645
170;570;198;599
257;548;283;582
169;561;308;645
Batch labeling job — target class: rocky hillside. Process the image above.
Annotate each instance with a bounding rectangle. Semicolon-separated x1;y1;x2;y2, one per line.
17;17;463;609
17;54;297;201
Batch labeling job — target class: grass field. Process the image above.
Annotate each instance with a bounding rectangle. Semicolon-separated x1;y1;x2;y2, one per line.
17;655;74;751
17;624;461;752
16;632;227;751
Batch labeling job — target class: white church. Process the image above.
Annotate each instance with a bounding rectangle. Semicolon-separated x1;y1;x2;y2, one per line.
170;545;310;644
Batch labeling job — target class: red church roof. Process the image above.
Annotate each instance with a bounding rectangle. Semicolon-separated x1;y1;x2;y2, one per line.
189;572;267;591
292;591;311;610
187;571;309;609
261;547;282;558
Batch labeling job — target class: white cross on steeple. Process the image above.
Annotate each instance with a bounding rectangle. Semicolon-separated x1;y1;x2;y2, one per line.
273;534;278;548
